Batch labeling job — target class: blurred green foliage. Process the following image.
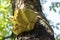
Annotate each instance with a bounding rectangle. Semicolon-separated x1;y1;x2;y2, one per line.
0;0;13;40
49;2;60;12
55;35;60;40
48;2;60;40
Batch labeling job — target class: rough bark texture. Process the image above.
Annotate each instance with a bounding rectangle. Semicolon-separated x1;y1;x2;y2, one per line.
11;0;55;40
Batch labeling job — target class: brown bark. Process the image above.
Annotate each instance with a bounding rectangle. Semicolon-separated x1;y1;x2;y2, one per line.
11;0;55;40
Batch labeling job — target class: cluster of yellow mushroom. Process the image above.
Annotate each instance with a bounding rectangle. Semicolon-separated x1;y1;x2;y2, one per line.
10;8;38;35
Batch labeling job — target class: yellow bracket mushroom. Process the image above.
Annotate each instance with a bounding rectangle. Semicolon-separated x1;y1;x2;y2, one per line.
10;8;38;35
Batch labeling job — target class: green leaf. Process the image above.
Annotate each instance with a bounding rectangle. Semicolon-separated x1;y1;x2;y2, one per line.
53;8;56;12
56;26;59;30
0;8;7;13
0;37;2;40
56;3;59;8
51;25;55;28
52;2;54;8
56;23;60;25
0;5;2;8
49;6;52;11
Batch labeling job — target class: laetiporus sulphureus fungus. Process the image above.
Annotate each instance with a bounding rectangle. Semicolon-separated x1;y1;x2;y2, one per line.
10;8;38;35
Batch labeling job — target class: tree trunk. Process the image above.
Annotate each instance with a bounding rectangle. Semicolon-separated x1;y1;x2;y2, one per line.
11;0;55;40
